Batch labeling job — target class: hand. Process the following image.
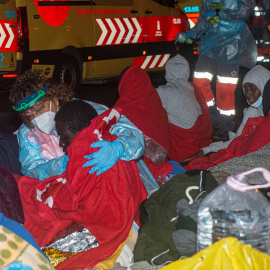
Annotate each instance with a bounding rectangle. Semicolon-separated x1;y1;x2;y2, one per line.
203;10;217;20
176;31;193;43
82;140;124;176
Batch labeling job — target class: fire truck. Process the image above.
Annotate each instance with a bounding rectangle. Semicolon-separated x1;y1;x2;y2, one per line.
0;0;190;90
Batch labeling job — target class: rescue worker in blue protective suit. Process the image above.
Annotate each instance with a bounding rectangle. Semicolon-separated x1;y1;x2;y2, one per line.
9;70;144;181
177;0;257;126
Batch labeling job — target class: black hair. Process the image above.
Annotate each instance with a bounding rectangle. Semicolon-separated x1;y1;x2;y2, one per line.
263;79;270;117
55;100;98;134
118;66;131;85
9;69;74;107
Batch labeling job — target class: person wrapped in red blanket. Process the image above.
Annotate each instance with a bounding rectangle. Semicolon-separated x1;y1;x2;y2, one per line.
18;100;147;269
185;65;270;171
116;66;173;159
115;65;186;182
156;55;212;162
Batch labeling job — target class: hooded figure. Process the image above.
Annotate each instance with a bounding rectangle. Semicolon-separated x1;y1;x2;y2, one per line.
177;0;257;120
157;55;212;162
115;65;173;158
242;65;270;102
202;65;270;155
115;66;189;183
157;55;203;129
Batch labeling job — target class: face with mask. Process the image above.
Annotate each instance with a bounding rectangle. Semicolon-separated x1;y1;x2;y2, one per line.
244;82;262;108
22;99;59;134
242;65;270;109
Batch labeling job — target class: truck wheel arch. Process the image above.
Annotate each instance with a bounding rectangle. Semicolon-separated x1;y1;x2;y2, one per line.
53;52;82;92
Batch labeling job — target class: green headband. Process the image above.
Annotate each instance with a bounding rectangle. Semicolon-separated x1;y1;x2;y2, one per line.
13;83;49;112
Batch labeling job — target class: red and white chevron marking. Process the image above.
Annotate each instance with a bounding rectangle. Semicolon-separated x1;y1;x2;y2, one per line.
0;21;17;52
96;17;142;46
132;54;170;69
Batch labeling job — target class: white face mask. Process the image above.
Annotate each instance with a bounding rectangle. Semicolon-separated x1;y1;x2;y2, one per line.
31;101;56;135
250;95;263;108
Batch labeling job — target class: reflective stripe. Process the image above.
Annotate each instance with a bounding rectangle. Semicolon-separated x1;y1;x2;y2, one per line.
141;56;152;69
149;54;161;68
193;71;213;81
158;54;170;67
217;75;238;84
257;56;264;62
207;99;215;107
217;108;235;116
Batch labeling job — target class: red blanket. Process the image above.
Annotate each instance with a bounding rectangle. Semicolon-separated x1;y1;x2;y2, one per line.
185;115;267;171
18;108;147;269
169;82;212;162
115;65;173;158
142;156;173;181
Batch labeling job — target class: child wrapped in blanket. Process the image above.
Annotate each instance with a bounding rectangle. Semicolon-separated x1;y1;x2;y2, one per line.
18;100;147;269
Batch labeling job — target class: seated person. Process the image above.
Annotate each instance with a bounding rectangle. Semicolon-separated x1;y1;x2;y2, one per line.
115;65;173;158
114;65;186;183
156;54;212;162
17;100;147;269
9;70;144;180
188;65;270;160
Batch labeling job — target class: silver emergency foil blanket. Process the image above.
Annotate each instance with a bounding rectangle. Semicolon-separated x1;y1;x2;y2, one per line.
42;227;99;253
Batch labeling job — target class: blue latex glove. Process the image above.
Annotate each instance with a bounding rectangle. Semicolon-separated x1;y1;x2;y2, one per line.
203;10;217;20
83;140;124;175
176;31;194;43
62;155;69;171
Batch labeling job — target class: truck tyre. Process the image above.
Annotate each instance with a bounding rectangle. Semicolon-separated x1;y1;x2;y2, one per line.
54;54;81;92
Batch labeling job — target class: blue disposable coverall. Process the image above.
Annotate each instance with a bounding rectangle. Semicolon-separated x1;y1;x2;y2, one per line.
192;0;257;66
17;101;144;181
190;0;257;116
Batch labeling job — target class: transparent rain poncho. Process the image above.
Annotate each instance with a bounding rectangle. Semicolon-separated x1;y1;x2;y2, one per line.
191;0;257;68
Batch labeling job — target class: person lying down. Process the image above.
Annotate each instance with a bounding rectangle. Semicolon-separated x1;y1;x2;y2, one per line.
17;100;147;269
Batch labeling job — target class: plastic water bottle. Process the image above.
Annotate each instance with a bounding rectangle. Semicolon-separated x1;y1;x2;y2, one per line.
197;167;270;254
177;34;193;44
